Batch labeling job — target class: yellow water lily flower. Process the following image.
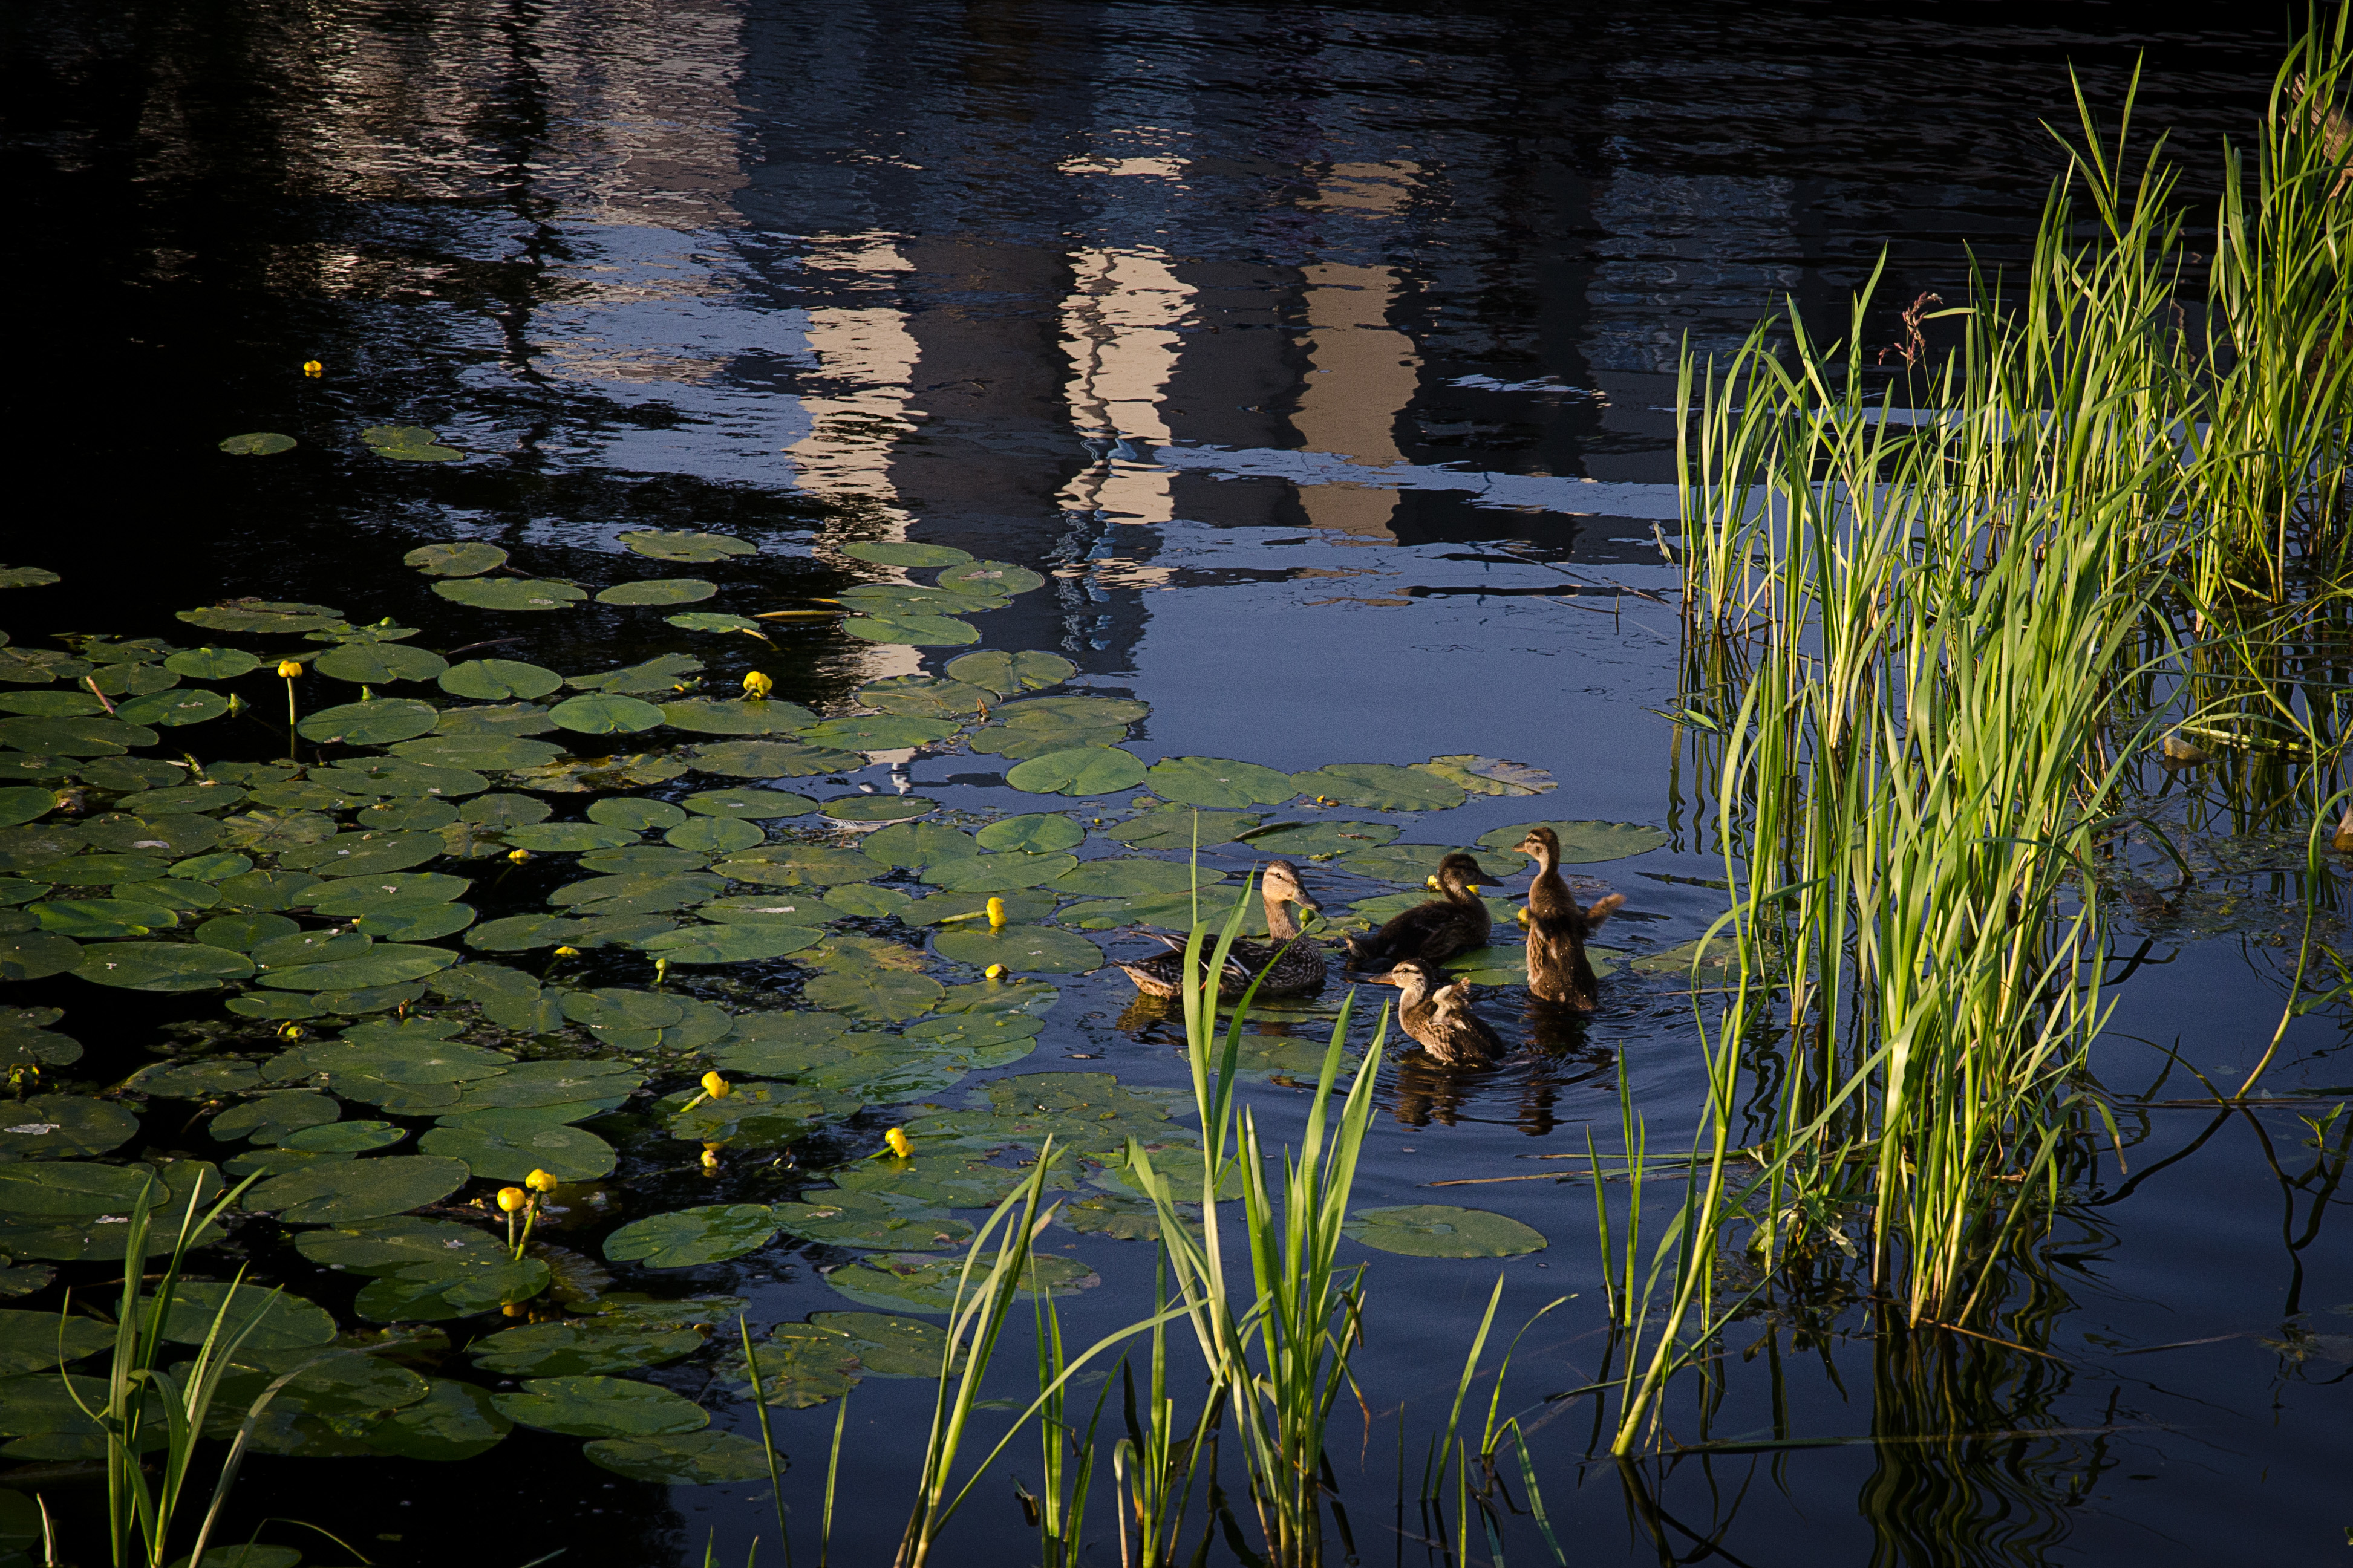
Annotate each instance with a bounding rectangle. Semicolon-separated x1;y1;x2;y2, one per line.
985;896;1007;929
496;1187;529;1213
277;1023;305;1039
742;670;774;700
984;963;1005;980
1426;875;1441;890
1515;906;1532;928
884;1127;913;1159
302;359;322;376
507;848;531;862
701;1070;731;1099
525;1169;559;1193
276;660;303;680
553;946;581;957
700;1144;722;1169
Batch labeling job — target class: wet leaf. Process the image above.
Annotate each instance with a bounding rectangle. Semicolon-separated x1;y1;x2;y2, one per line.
212;1092;339;1144
943;649;1074;698
255;942;457;992
658;698;815;735
838;583;1008;616
968;720;1126;759
74;940;252;992
471;1314;704;1378
1049;858;1219;899
862;823;979;868
655;817;757;855
1342;1205;1546;1258
29;897;178;940
433;578;585;612
0;716;155;756
420;1113;616;1182
296;698;439;745
602;1205;781;1269
159;1282;337;1349
362;424;463;461
842;541;974;568
243;1156;471;1224
0;1312;112;1373
404;543;509;577
391;734;565;771
857;676;990;717
1473;820;1668;864
684;789;814;819
313;642;448;685
773;1191;972;1252
1420;755;1557;797
641;923;821;964
219;432;296;455
1288;764;1465;812
439;659;563;701
162;647;261;680
549;694;667;734
1233;820;1400;858
1335;844;1473;882
666;612;766;636
711;844;884;886
826;1251;1095;1313
841;612;980;647
440;1061;640;1117
1005;747;1145;796
596;578;717;607
1056;888;1256;932
305;872;470;914
695;895;828;929
974;814;1084;854
316;758;488;798
367;1379;511;1461
1142;756;1296;808
504;823;638;853
113;689;229;728
937;560;1045;594
725;1322;862;1407
802;968;942;1021
820;796;935;824
619;529;756;563
803;715;959;750
178;600;343;635
934;926;1103;974
919;853;1077;893
509;753;691;792
808;1312;947;1377
491;1374;707;1437
1106;810;1259;851
585;1430;771;1483
686;740;860;778
281;1120;408;1153
823;882;912;919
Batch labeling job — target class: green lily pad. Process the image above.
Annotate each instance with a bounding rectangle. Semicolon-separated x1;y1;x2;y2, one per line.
1342;1205;1546;1258
0;1310;113;1372
1334;844;1473;882
687;740;860;778
936;560;1045;594
391;734;565;771
0;717;156;756
362;423;463;461
1049;858;1218;898
440;660;563;701
1420;756;1557;797
113;690;229;728
711;844;884;886
1474;821;1668;864
1144;756;1297;808
823;882;912;918
296;699;440;745
863;823;980;868
664;1081;825;1148
419;1113;615;1182
597;578;717;607
1055;888;1257;932
471;1311;706;1378
772;1191;973;1251
405;542;510;577
919;853;1077;893
315;759;488;798
504;823;638;853
1234;820;1401;859
582;798;680;832
212;1092;339;1144
664;816;763;854
0;1095;135;1159
367;1378;512;1461
843;613;979;648
30;898;179;940
0;790;53;832
826;1251;1097;1313
440;1061;641;1117
659;698;815;735
313;642;449;685
693;894;828;928
305;873;470;914
933;926;1103;974
434;579;586;612
974;813;1084;854
280;1119;408;1153
4;931;104;981
546;872;723;916
244;1156;470;1223
843;541;973;568
800;1312;946;1378
550;694;667;734
74;940;253;991
858;677;990;717
820;796;936;824
803;716;961;752
1006;747;1145;796
944;650;1074;697
255;942;456;991
220;432;296;455
491;1375;708;1438
802;968;943;1021
969;721;1126;760
619;529;757;563
159;1281;338;1349
1106;811;1259;851
666;612;766;636
683;789;813;819
128;1057;258;1096
585;1430;772;1483
161;648;261;680
1290;764;1466;812
603;1205;781;1269
640;923;821;964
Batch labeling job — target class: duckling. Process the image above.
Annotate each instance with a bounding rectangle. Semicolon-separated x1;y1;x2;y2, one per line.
1511;827;1625;1010
1376;957;1505;1065
1343;853;1494;971
1118;860;1327;1000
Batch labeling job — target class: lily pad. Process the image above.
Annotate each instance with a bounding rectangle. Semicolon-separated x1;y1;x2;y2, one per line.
803;715;959;750
809;1312;948;1377
863;823;980;868
0;717;155;756
969;721;1126;759
491;1375;708;1438
405;542;510;577
1049;859;1218;899
944;649;1075;697
802;968;943;1021
0;1310;113;1373
1289;764;1466;813
1006;747;1145;796
603;1205;782;1269
937;559;1045;594
243;1156;470;1224
585;1430;772;1483
1342;1205;1546;1258
549;694;667;734
504;823;638;853
619;529;757;563
1420;756;1557;797
687;740;860;778
392;734;565;771
362;423;463;461
367;1378;512;1461
434;579;586;612
30;897;178;940
1144;756;1298;808
659;698;815;735
1474;821;1668;864
841;613;980;648
858;676;990;717
212;1092;339;1144
712;845;884;886
933;926;1103;974
440;659;563;701
159;1282;338;1350
664;817;763;854
826;1251;1097;1313
772;1191;973;1251
113;690;229;728
667;612;766;636
163;648;261;680
974;813;1084;854
920;853;1077;893
297;699;440;745
823;883;912;919
640;923;821;964
820;796;936;824
313;642;449;685
1109;810;1262;851
471;1316;705;1379
843;541;974;568
420;1113;616;1182
1234;820;1400;858
281;1120;407;1153
255;942;456;991
1336;844;1474;882
74;941;253;992
596;578;717;607
684;789;814;819
220;432;296;455
304;873;470;914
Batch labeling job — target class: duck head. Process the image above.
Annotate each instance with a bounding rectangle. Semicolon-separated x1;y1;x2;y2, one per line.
1373;956;1444;1003
1513;825;1560;869
1434;853;1493;900
1261;859;1320;917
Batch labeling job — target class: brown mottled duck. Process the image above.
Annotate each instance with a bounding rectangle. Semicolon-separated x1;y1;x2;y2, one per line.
1343;852;1494;971
1511;827;1625;1009
1117;860;1327;1000
1376;957;1505;1065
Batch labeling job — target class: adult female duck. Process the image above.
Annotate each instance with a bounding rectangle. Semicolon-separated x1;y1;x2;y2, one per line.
1117;861;1327;1000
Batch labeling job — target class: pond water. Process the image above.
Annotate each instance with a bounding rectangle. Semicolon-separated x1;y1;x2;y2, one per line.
2;2;2345;1565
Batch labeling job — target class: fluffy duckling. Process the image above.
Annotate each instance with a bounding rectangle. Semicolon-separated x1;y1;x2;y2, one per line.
1118;861;1327;1000
1512;827;1625;1010
1377;957;1505;1065
1344;853;1494;971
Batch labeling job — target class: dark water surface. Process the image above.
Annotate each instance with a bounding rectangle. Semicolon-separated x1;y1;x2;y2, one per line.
4;3;2347;1565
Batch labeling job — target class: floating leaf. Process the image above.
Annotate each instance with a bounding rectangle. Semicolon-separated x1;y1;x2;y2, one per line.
1335;844;1473;882
29;898;179;940
178;600;342;635
491;1375;707;1438
305;873;470;914
367;1378;511;1461
212;1092;339;1145
1233;820;1400;859
826;1251;1095;1313
391;734;564;771
937;560;1045;594
433;579;586;612
586;1430;772;1483
944;650;1074;697
803;715;959;751
74;941;252;992
295;699;439;746
509;753;690;793
686;740;860;778
1049;859;1218;899
858;676;990;717
361;424;463;461
968;720;1126;759
919;853;1077;893
1420;755;1557;797
0;1311;113;1373
1342;1205;1546;1258
0;717;155;756
603;1205;782;1269
934;926;1103;974
113;690;229;728
861;823;979;868
1288;764;1465;812
802;968;942;1021
159;1282;337;1350
843;541;974;568
255;942;456;992
841;613;979;648
808;1312;947;1377
280;1120;407;1153
659;698;814;735
823;882;912;919
711;844;884;887
316;758;488;798
667;612;766;636
596;578;717;607
1005;747;1146;797
1107;810;1261;851
1144;756;1297;808
973;814;1083;854
439;659;562;701
0;1096;134;1159
683;789;814;819
219;432;296;456
838;583;1008;616
1056;888;1255;932
405;543;509;577
820;796;935;824
243;1156;470;1224
1473;821;1668;864
471;1315;705;1378
313;642;449;685
654;818;757;855
420;1112;616;1182
772;1191;972;1252
639;923;821;964
503;823;638;853
619;529;756;563
548;694;667;735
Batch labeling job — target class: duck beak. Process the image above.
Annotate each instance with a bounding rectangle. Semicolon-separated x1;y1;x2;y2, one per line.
1369;969;1409;987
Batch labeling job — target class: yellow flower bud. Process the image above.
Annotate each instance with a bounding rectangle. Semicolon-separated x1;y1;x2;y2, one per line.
276;660;303;680
507;848;532;862
497;1187;528;1212
553;946;581;957
884;1127;913;1159
277;1023;305;1039
1515;906;1532;928
302;359;323;377
985;896;1006;929
503;1301;526;1316
984;963;1005;980
525;1169;559;1193
742;670;774;700
701;1070;730;1099
700;1144;721;1169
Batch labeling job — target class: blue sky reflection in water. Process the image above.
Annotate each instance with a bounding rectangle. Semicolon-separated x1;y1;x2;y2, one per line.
1;2;2347;1564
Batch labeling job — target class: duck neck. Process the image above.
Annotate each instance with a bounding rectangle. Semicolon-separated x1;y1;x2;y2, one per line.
1444;878;1481;906
1265;894;1302;942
